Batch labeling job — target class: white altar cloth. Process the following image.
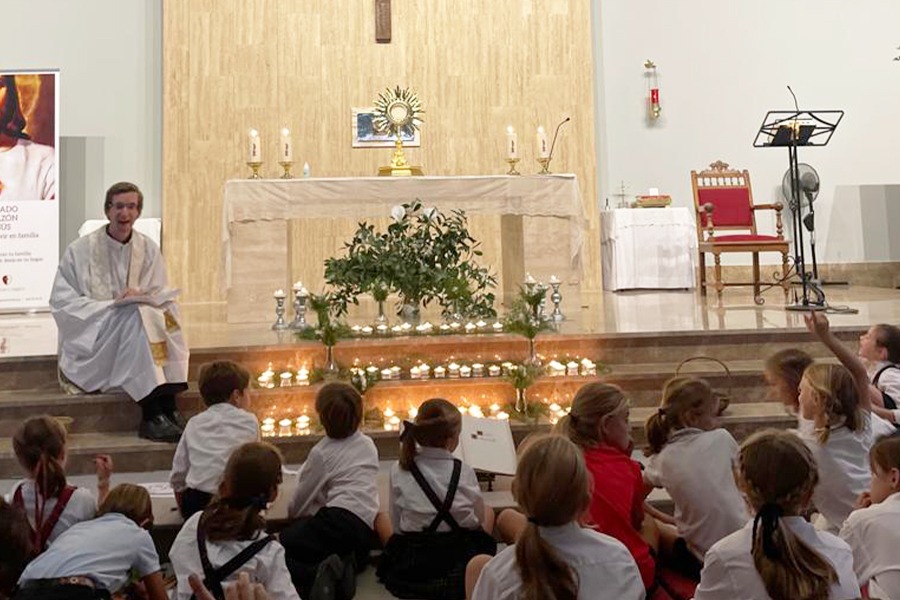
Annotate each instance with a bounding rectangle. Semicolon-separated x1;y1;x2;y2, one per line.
600;207;696;291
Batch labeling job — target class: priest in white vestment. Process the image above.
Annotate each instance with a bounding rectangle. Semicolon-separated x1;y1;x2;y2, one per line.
50;182;188;442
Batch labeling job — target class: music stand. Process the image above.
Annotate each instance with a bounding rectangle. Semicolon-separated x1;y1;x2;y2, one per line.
754;110;843;311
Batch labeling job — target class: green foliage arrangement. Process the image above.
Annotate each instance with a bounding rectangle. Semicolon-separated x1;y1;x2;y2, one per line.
502;286;554;341
296;292;351;349
324;201;497;319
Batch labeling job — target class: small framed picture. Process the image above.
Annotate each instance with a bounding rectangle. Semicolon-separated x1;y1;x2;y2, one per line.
351;107;420;148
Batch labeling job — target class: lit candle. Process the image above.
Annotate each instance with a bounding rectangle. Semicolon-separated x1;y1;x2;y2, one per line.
292;279;304;292
549;274;560;284
439;324;451;333
376;324;389;335
389;415;401;430
278;418;293;436
381;368;392;381
549;402;562;414
464;323;477;334
501;361;514;375
261;421;275;436
248;129;261;162
488;365;501;377
366;365;379;376
506;125;518;159
419;364;431;378
390;325;402;334
536;126;550;158
472;363;484;377
280;127;293;162
468;405;484;418
460;365;472;378
280;372;293;387
457;405;467;414
410;366;421;380
475;320;488;330
497;411;510;420
296;368;310;386
449;322;462;331
566;361;580;376
548;360;566;376
400;322;412;332
257;373;271;387
351;325;362;335
492;322;503;333
273;289;285;299
408;406;418;419
489;403;500;414
525;273;537;285
448;362;461;378
384;407;396;419
434;366;447;378
391;366;402;378
361;325;373;336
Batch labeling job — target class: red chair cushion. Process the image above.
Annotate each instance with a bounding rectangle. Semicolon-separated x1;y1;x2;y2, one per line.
709;234;781;243
697;187;753;227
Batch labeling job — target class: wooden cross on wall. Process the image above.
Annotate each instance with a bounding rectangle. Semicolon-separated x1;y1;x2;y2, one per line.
375;0;391;43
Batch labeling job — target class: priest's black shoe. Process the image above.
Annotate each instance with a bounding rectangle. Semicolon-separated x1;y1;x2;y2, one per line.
168;411;187;431
139;414;183;443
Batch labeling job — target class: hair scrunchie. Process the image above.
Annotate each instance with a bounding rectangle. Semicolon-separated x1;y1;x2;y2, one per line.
657;407;667;418
752;502;784;559
399;419;416;442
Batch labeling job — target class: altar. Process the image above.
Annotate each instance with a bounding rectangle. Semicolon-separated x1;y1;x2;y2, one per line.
223;175;586;323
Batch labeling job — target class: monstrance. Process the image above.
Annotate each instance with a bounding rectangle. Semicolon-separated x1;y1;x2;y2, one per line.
374;86;424;176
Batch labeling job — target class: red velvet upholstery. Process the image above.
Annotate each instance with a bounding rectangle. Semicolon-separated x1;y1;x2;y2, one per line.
708;234;781;243
697;188;753;227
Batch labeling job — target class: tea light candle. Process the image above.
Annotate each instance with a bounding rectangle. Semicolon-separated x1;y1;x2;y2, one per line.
278;418;293;436
468;405;484;418
501;361;514;375
380;368;392;381
384;407;395;419
407;406;418;419
488;365;501;377
566;361;580;376
581;358;597;376
434;366;447;378
248;129;261;162
489;403;500;415
459;365;472;378
506;125;518;159
449;322;462;331
464;322;477;334
280;127;293;162
448;362;461;378
292;280;304;292
391;325;402;334
548;360;566;376
475;320;488;330
549;402;562;414
472;363;484;377
492;322;503;332
419;364;431;378
279;372;293;387
296;415;311;429
261;420;275;436
400;322;412;332
388;415;401;430
297;368;310;386
257;373;271;387
366;365;379;376
391;366;402;378
536;126;550;158
351;325;362;335
410;366;421;380
361;325;373;336
439;324;451;333
376;324;389;335
273;289;285;299
549;274;560;284
496;411;510;420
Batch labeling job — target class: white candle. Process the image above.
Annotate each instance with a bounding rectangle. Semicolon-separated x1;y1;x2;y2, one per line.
475;320;488;329
448;362;461;378
297;368;310;386
410;366;421;380
536;126;550;158
566;361;580;376
292;280;304;292
381;368;392;381
492;322;503;332
248;129;261;162
361;326;373;336
261;422;275;436
384;407;395;419
649;187;659;196
408;407;418;419
549;274;560;284
391;366;402;378
390;325;402;334
388;415;401;429
376;324;389;335
273;289;285;299
280;127;293;162
525;273;537;285
434;366;446;378
419;364;431;378
468;405;483;418
278;418;293;436
465;323;477;334
488;365;501;377
506;125;518;159
460;365;472;378
351;325;362;335
489;403;500;414
472;363;484;377
496;411;510;420
279;372;293;387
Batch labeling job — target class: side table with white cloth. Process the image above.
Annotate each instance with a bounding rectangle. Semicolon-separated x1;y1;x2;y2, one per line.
600;207;696;291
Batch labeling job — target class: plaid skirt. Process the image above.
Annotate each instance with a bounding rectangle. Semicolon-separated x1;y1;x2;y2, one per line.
377;528;497;600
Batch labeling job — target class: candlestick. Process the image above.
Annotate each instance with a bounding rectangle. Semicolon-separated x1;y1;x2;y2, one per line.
537;157;551;175
549;279;564;322
289;285;310;330
505;158;521;176
247;129;262;179
272;291;288;330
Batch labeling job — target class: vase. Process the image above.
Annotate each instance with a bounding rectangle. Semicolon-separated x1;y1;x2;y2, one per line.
515;387;527;414
323;345;339;375
375;300;387;325
525;337;542;367
399;302;421;325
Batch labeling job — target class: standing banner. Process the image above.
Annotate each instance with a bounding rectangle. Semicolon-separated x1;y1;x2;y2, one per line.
0;70;59;311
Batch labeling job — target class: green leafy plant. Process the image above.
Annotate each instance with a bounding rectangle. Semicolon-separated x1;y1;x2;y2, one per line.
324;201;497;319
296;292;351;349
502;286;553;340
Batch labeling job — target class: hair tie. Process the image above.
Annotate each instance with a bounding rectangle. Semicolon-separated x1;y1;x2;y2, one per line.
657;407;667;418
527;516;541;526
752;502;784;559
399;420;416;442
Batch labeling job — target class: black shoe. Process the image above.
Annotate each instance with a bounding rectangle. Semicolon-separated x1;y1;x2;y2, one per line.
138;414;182;443
310;554;343;600
168;411;187;431
338;553;356;600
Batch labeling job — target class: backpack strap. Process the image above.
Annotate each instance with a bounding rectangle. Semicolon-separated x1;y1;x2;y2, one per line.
409;459;463;533
37;485;76;550
874;365;900;410
193;520;274;600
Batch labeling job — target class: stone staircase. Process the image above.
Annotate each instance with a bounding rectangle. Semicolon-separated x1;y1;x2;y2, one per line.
0;326;863;478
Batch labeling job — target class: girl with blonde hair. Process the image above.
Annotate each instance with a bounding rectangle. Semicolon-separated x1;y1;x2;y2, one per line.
467;434;643;600
642;377;749;579
695;429;859;599
15;483;167;600
840;434;900;599
378;398;496;600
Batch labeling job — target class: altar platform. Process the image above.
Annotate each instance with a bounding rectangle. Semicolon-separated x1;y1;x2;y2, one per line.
2;284;899;478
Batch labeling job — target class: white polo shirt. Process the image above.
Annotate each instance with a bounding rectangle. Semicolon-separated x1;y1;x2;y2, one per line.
6;480;96;545
471;522;644;600
169;512;300;600
799;416;873;531
288;430;380;527
694;517;860;599
170;402;261;494
18;512;160;593
643;428;750;557
839;492;900;598
390;447;485;533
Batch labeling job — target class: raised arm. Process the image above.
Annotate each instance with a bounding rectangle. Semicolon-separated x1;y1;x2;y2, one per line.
804;312;877;413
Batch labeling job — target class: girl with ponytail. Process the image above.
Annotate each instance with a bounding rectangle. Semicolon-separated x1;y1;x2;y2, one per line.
378;398;496;600
170;442;299;600
642;377;749;579
695;429;859;599
467;434;643;600
10;415;107;551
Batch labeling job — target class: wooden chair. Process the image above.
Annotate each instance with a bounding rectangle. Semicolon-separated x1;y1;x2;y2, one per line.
690;161;790;304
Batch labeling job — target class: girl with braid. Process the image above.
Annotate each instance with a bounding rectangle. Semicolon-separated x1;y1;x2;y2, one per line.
466;434;643;600
694;429;859;599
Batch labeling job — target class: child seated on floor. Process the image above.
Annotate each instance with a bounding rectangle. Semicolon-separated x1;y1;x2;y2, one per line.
377;398;496;600
170;441;298;600
14;483;167;600
764;348;813;416
642;377;750;580
840;434;900;599
170;360;260;519
281;382;380;600
858;323;900;415
0;498;33;599
9;415;110;553
465;434;644;600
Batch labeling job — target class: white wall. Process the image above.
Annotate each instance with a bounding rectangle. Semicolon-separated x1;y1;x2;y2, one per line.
594;0;900;264
0;0;162;222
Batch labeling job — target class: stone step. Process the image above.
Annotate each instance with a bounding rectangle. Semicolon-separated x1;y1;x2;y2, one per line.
0;402;793;477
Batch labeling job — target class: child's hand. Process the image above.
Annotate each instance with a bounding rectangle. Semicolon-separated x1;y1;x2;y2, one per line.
95;454;114;483
803;311;831;339
855;491;873;509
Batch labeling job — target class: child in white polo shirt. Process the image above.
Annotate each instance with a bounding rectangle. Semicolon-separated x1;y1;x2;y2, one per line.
170;360;260;519
840;434;900;599
282;382;380;600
